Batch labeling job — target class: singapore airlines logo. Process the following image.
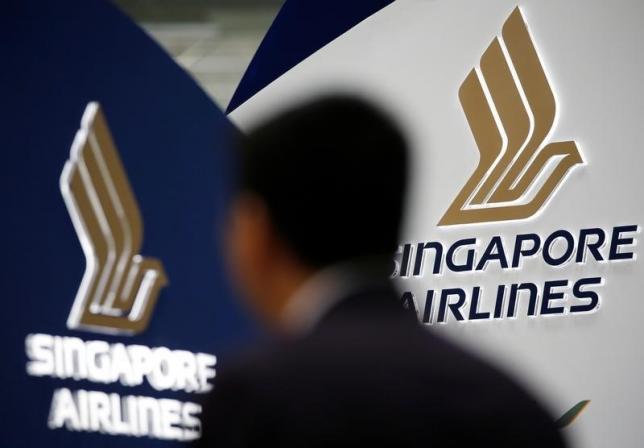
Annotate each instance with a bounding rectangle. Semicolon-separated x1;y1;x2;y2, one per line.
439;7;583;226
60;102;168;335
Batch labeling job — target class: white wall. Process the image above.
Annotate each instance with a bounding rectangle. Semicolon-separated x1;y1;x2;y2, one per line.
230;2;644;446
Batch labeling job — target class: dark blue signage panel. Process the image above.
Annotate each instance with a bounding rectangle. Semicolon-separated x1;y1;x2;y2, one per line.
0;0;256;446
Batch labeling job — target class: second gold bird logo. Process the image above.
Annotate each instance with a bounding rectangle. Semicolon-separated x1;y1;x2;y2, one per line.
439;7;583;226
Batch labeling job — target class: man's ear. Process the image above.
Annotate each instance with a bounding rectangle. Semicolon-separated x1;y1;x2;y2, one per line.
229;193;271;263
225;193;275;297
226;193;316;330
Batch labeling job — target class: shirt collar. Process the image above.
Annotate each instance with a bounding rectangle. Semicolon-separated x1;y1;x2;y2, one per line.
281;259;390;336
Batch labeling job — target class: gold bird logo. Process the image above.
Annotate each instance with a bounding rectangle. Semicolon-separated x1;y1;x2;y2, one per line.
60;102;168;335
439;7;583;226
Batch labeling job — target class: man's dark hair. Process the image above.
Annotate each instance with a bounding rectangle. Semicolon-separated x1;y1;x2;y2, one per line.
238;95;409;268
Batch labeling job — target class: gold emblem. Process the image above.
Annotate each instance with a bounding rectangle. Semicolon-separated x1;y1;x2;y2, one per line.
60;102;168;335
439;7;583;226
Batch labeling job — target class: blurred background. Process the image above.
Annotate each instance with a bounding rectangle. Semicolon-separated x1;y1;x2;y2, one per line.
115;0;283;109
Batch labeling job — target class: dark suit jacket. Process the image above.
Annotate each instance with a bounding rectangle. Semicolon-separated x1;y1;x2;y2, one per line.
196;283;565;447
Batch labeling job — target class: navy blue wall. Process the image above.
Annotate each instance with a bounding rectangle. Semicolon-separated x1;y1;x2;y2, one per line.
0;1;256;446
227;0;394;112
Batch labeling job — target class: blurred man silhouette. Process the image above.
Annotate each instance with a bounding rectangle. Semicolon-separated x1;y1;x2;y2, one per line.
197;96;565;447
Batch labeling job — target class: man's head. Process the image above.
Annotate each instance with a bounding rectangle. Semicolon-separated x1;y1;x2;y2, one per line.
226;95;409;329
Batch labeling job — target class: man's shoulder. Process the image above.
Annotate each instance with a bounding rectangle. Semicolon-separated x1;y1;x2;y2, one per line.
220;317;525;405
208;287;563;446
210;320;563;447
